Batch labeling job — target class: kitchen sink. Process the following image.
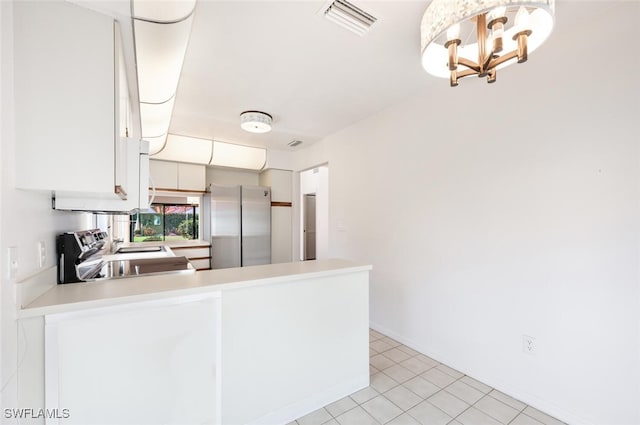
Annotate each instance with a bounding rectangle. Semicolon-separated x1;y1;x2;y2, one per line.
81;256;195;281
116;246;166;254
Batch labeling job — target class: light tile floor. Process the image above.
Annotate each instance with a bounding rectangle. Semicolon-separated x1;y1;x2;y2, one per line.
291;329;566;425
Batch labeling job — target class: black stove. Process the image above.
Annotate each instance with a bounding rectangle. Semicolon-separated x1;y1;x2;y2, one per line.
57;229;108;283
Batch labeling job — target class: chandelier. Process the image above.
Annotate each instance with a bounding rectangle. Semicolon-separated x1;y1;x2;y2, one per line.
421;0;555;86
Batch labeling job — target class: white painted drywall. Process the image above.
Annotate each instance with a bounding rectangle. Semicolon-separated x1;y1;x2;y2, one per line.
299;167;329;260
0;0;5;412
1;1;91;408
292;3;640;424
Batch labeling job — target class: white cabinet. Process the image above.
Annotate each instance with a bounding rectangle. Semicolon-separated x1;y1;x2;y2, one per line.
259;169;293;263
170;245;211;270
150;160;179;190
14;1;133;199
178;163;206;191
150;160;206;192
44;294;220;425
260;169;293;202
53;139;150;212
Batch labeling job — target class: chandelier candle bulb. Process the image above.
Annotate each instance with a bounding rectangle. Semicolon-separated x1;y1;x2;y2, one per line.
445;23;461;71
488;7;507;53
446;23;460;41
515;7;531;32
490;6;506;20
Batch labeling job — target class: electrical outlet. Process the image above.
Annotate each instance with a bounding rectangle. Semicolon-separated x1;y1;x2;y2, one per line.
522;335;536;355
38;240;46;268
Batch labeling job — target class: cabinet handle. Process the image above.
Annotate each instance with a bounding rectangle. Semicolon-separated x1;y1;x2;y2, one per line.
115;185;128;200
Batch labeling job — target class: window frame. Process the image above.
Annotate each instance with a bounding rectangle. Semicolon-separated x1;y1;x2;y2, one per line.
130;203;199;242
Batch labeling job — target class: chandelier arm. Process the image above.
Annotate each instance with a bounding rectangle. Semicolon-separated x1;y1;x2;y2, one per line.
482;51;495;73
450;68;478;87
457;57;481;73
488;50;519;69
457;68;478;79
487;68;497;84
515;32;530;63
477;13;487;73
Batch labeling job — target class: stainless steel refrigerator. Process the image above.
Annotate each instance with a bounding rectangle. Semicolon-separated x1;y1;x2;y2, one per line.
205;185;271;269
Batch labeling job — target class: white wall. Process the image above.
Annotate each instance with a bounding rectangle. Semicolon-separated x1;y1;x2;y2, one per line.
299;167;329;261
1;1;91;410
292;3;640;424
0;0;5;412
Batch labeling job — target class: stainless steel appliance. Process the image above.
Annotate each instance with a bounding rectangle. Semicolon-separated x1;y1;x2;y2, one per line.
57;229;108;283
205;185;271;269
57;229;194;283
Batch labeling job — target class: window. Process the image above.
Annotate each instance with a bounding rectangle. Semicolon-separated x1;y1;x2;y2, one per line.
131;203;199;242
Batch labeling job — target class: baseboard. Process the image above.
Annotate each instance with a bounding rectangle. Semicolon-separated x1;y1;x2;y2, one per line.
369;321;597;425
246;374;369;425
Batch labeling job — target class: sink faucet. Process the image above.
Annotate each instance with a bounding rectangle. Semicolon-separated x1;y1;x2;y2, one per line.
111;238;124;253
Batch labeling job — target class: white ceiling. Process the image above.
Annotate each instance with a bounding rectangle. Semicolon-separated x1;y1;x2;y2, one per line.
168;0;619;151
170;1;437;150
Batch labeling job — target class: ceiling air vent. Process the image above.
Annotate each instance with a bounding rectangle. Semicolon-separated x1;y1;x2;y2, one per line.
288;140;303;148
323;0;377;36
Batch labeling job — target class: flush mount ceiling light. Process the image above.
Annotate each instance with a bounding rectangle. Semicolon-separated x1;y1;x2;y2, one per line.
240;111;273;134
421;0;555;86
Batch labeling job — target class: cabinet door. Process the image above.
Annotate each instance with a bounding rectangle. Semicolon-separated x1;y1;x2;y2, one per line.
14;2;120;195
45;295;220;425
53;139;143;212
139;149;150;210
150;160;179;190
178;163;206;191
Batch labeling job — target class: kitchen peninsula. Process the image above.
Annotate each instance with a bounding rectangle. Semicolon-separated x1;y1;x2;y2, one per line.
18;259;371;425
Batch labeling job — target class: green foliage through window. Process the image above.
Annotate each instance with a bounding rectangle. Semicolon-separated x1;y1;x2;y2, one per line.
130;204;199;242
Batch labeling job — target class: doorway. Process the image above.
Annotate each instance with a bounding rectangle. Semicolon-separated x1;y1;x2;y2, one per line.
298;165;328;261
303;194;316;260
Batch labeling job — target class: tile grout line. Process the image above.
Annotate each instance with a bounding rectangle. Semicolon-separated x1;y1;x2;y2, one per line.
477;392;528;424
371;342;533;425
298;330;563;425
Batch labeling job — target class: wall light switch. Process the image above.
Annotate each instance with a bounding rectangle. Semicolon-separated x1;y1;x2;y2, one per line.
38;240;46;268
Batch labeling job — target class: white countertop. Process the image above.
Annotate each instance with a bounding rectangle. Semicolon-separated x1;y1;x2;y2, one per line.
21;259;372;318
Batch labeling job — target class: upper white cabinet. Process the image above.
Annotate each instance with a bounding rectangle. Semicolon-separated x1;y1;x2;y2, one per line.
178;163;206;191
53;139;150;212
150;160;178;190
150;160;206;192
13;1;133;198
